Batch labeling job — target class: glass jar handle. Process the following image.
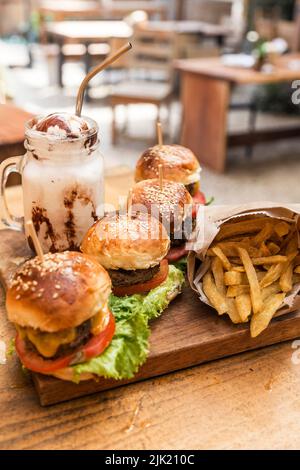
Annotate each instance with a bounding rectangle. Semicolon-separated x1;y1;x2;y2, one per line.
0;156;23;231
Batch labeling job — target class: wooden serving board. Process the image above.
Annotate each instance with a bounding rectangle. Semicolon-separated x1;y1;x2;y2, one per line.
2;229;300;406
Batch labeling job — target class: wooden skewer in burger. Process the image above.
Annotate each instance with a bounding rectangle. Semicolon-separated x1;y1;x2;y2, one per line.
135;122;206;206
6;221;115;381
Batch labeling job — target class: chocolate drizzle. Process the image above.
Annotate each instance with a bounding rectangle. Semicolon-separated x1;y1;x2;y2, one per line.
84;133;98;149
30;185;99;253
63;185;98;250
31;206;57;252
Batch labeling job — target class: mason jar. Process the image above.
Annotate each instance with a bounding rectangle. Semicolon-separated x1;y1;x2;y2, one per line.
0;115;104;252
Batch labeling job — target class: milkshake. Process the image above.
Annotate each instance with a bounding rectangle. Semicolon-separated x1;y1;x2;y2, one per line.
22;113;104;252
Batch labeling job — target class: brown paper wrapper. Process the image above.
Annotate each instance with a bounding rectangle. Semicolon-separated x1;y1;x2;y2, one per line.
187;202;300;319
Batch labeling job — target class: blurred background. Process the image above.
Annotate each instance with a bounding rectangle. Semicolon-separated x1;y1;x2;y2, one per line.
1;0;300;203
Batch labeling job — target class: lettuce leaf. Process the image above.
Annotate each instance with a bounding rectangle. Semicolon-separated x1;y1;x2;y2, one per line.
73;311;149;381
172;256;187;273
72;265;184;381
141;265;185;320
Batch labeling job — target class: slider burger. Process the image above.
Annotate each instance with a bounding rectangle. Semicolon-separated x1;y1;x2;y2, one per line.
6;251;114;381
81;212;182;298
130;179;193;263
135;144;206;206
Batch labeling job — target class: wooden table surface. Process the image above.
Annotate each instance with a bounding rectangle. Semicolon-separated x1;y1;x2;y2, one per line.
46;20;133;41
175;55;300;84
2;169;300;449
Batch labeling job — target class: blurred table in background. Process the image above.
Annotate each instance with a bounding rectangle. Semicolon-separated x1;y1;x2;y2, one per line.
38;0;167;22
38;1;103;42
46;20;133;87
142;20;230;44
141;20;230;58
39;0;101;20
0;104;33;185
97;0;167;20
176;54;300;173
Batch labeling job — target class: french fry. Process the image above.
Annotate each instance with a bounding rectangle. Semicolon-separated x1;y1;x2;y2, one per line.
274;221;290;238
226;285;250;297
254;271;265;281
277;252;298;292
280;261;294;293
267;242;280;255
280;226;296;251
258;242;271;257
261;282;281;301
250;293;286;337
226;298;242;324
286;236;298;255
211;246;231;271
252;222;273;246
202;214;299;337
207;242;240;257
269;232;282;245
203;271;227;315
211;257;226;296
208;242;259;258
260;263;283;288
215;218;271;242
232;266;245;273
238;247;263;315
235;294;252;322
251;255;287;265
224;271;245;286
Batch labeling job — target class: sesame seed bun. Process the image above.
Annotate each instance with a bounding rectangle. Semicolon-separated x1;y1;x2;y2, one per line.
81;212;170;271
47;367;94;382
6;252;111;332
135;144;201;185
130;179;193;228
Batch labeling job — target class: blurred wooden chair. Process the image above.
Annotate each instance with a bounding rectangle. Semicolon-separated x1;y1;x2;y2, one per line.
109;26;177;144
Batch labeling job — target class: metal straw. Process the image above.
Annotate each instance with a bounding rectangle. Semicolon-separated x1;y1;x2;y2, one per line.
75;42;132;116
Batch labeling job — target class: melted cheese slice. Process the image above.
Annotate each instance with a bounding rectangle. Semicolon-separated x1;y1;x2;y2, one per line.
18;308;109;358
19;326;77;358
90;306;109;336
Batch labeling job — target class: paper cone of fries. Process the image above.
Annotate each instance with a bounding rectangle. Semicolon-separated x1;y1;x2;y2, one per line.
187;202;300;337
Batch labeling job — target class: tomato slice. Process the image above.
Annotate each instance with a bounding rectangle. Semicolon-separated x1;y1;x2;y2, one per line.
193;190;206;205
112;259;169;297
192;191;206;218
166;245;188;262
15;309;115;374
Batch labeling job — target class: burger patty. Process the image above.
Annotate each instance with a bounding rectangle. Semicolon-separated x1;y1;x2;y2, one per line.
171;237;186;248
25;319;92;359
54;320;91;358
170;217;196;247
108;264;160;287
185;181;199;197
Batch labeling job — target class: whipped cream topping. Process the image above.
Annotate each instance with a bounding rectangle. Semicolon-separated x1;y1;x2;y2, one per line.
33;113;91;139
